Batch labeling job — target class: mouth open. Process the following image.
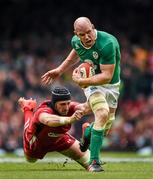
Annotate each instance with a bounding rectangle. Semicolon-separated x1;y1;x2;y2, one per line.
86;40;92;44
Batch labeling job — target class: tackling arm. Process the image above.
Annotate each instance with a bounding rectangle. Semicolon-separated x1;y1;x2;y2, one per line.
38;110;84;127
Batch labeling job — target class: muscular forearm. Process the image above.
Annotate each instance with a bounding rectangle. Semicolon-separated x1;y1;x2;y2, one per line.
39;113;76;127
58;49;80;74
58;58;79;74
79;73;112;86
75;64;115;87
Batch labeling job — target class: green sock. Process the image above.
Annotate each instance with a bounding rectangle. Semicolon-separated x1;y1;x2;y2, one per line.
89;128;104;164
84;123;94;140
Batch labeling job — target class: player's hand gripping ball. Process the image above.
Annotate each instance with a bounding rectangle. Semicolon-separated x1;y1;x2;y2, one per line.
78;62;95;78
72;62;95;88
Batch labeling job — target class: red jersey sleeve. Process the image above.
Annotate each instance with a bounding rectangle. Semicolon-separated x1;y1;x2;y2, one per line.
33;107;52;121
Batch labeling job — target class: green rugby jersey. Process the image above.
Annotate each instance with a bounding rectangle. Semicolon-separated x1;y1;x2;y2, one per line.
71;30;121;84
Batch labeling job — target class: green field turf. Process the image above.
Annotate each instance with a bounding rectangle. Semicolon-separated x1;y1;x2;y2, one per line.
0;152;153;179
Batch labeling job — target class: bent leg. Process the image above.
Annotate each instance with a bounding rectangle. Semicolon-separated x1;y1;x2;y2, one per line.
60;139;90;169
88;92;109;164
18;98;40;163
89;92;109;130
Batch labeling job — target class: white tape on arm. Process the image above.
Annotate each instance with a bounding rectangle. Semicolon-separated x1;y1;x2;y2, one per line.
59;117;70;125
59;118;65;125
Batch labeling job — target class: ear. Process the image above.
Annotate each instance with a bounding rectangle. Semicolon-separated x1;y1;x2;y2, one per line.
92;24;95;29
74;30;77;35
54;102;58;111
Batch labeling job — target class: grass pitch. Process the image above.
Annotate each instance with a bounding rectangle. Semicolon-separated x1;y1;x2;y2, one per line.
0;152;153;179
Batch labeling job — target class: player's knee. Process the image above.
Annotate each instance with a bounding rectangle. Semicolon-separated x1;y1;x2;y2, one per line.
26;158;37;163
104;113;115;136
99;108;109;119
25;155;37;163
95;108;109;124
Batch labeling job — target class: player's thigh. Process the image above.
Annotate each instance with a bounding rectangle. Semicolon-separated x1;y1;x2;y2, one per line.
89;92;109;127
89;92;109;113
60;139;87;160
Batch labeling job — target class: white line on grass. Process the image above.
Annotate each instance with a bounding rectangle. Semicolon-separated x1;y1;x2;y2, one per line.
1;157;153;163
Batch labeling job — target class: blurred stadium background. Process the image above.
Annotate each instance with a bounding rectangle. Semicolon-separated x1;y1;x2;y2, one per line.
0;0;153;157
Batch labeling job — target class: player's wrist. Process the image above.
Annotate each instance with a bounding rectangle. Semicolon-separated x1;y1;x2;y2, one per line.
57;67;64;76
59;117;71;125
70;116;77;123
77;78;82;85
76;78;84;86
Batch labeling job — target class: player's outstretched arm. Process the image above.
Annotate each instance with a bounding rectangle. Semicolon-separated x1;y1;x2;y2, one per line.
39;110;84;127
41;49;79;85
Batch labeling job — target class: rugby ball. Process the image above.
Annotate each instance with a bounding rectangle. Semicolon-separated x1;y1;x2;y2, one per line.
78;62;95;78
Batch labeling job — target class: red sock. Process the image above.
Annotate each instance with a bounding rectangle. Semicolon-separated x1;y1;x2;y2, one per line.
23;107;33;124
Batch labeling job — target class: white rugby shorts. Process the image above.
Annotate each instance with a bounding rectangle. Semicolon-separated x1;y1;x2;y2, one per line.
83;82;120;109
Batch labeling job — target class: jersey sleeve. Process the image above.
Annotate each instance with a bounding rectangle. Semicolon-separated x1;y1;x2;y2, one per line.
33;107;52;121
99;42;116;65
71;35;80;51
71;37;75;49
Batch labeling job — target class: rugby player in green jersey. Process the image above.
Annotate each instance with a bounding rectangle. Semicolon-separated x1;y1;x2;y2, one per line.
42;17;121;172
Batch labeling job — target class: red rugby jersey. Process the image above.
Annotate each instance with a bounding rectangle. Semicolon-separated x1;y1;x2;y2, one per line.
26;100;80;142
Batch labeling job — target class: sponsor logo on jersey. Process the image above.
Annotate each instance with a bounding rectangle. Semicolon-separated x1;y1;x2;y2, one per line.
92;51;99;59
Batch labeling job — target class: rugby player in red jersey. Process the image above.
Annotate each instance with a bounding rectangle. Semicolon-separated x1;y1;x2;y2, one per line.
18;86;90;170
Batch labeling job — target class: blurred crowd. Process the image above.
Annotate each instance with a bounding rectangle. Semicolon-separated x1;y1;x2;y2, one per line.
0;0;153;155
